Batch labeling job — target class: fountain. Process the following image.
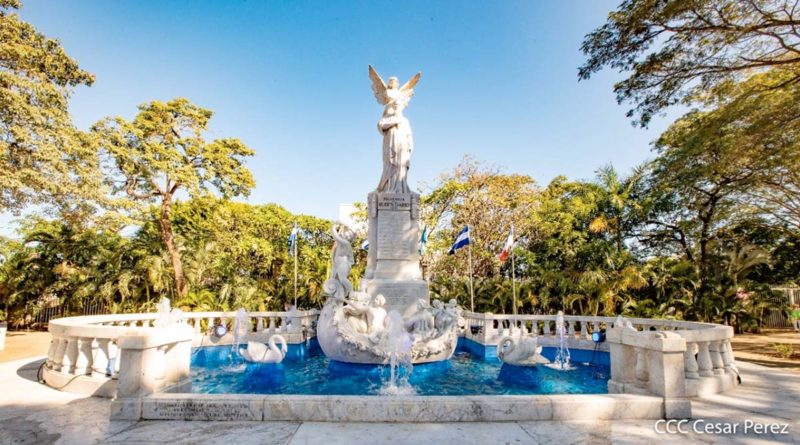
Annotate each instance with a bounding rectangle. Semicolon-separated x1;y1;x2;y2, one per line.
154;297;182;327
378;310;415;395
316;66;460;365
551;310;572;370
231;308;249;359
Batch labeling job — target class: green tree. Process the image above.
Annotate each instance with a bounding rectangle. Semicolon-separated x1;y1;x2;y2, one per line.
92;98;255;298
523;169;645;316
635;75;792;320
421;157;538;282
580;0;800;126
1;0;99;215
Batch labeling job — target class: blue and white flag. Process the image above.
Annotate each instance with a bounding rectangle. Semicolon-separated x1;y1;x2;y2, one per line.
288;223;299;253
361;239;369;251
448;225;470;255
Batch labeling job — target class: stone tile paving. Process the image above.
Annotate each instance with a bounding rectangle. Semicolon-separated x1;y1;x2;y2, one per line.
0;357;797;445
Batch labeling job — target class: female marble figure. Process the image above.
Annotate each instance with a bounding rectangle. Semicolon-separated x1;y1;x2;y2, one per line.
331;222;355;298
369;65;421;194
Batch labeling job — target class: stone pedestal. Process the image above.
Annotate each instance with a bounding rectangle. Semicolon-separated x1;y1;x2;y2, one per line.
361;191;428;316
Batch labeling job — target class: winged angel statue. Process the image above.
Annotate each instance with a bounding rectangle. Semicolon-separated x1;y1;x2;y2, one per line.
369;65;421;194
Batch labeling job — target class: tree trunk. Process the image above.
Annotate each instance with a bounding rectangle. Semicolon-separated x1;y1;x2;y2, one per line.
159;197;187;298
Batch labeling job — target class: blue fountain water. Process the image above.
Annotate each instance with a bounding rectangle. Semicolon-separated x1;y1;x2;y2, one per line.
191;340;610;396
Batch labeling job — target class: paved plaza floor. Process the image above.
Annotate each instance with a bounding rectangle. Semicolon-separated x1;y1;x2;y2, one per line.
0;355;797;445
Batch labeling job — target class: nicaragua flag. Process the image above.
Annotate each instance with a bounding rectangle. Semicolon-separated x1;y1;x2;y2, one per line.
448;225;470;255
418;225;429;255
361;239;369;251
498;225;515;263
288;223;299;253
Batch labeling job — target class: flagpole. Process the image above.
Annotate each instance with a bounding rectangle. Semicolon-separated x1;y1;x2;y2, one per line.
293;232;298;309
468;239;475;313
511;245;517;315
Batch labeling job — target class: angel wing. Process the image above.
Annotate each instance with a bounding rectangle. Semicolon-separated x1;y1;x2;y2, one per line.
395;72;422;107
368;65;388;105
401;72;421;93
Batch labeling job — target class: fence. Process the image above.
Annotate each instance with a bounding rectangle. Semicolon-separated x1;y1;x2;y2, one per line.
765;287;799;329
19;298;109;331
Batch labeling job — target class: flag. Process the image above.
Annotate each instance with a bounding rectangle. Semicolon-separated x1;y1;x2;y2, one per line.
498;225;514;263
418;225;429;255
288;223;299;253
361;239;369;251
448;225;471;255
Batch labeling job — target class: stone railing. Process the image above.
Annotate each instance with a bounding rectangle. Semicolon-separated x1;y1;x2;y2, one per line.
179;310;319;346
461;312;737;401
43;310;320;397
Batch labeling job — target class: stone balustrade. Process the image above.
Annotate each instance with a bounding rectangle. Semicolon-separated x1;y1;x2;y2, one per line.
43;308;736;414
461;311;738;401
43;310;319;397
179;310;319;346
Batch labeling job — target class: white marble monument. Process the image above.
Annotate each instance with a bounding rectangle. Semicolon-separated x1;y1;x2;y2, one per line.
362;65;429;317
316;66;459;364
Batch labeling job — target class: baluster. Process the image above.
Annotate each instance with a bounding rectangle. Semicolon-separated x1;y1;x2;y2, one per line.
73;337;93;375
721;340;735;374
543;320;551;336
567;320;576;337
709;341;725;375
635;348;649;387
92;338;111;377
268;317;277;333
697;341;713;377
193;318;201;334
580;320;588;339
206;317;215;332
256;317;264;333
62;337;79;374
45;338;57;369
52;337;67;372
684;342;699;379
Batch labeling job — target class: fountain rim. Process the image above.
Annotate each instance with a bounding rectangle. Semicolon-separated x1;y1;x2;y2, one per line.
41;310;735;422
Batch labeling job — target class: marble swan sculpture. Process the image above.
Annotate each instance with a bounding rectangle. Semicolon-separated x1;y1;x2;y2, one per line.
240;335;288;363
497;336;550;367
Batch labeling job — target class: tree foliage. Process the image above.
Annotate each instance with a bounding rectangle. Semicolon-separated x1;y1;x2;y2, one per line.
580;0;800;125
421;157;538;282
92;98;255;298
0;0;99;215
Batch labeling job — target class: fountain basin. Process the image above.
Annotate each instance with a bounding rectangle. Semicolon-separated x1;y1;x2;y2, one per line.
191;340;610;396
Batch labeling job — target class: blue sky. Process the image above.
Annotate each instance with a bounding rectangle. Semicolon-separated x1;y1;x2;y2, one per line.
3;0;677;235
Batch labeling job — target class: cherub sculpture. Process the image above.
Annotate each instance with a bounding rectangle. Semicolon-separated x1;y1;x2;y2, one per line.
368;65;421;194
404;298;435;339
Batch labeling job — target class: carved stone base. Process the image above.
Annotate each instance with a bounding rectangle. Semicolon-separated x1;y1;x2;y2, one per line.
316;299;457;365
360;278;429;318
364;191;427;315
